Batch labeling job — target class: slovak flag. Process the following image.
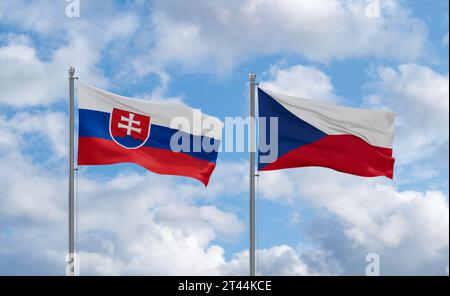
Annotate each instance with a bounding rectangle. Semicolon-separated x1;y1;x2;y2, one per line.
258;88;395;179
77;84;223;186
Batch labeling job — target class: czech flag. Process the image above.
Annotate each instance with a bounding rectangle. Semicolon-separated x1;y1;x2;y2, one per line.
258;88;395;179
77;84;223;186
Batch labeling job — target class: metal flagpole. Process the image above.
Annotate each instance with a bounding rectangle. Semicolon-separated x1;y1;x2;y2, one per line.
249;73;256;276
68;67;76;276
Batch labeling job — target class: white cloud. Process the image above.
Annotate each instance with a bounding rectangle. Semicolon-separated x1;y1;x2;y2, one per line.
0;38;60;106
5;111;68;158
0;111;68;222
223;244;343;276
147;0;427;71
225;246;310;276
366;64;449;165
258;168;449;275
154;205;244;239
0;1;139;107
80;218;227;276
261;65;340;103
0;33;106;107
0;1;137;37
0;0;67;34
0;153;66;223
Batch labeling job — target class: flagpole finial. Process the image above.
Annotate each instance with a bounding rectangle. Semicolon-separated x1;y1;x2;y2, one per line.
249;73;256;82
68;67;75;77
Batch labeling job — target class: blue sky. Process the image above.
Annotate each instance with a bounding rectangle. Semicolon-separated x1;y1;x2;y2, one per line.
0;0;448;275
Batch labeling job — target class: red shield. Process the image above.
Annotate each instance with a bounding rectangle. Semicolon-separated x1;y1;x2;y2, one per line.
109;108;151;149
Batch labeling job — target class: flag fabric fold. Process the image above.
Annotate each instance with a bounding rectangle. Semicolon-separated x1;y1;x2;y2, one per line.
258;88;395;179
77;84;223;186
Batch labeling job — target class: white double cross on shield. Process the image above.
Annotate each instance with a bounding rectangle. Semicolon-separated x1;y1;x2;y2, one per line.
118;113;142;136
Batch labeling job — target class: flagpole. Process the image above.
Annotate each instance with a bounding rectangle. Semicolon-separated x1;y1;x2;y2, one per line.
68;66;76;276
249;73;256;276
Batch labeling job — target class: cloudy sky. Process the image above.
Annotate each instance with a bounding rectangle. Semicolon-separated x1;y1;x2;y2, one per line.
0;0;448;275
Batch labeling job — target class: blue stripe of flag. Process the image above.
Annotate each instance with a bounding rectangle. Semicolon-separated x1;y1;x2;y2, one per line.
79;109;220;163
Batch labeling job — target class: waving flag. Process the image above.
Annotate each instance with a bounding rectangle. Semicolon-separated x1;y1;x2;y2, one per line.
258;88;395;179
77;84;222;186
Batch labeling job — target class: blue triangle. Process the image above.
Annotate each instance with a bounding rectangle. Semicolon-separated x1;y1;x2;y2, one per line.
258;88;327;170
